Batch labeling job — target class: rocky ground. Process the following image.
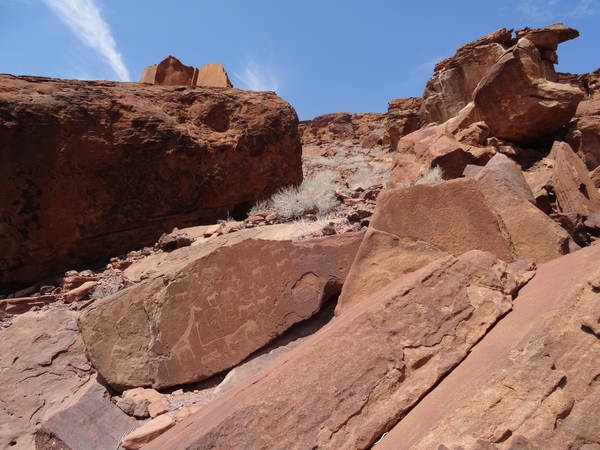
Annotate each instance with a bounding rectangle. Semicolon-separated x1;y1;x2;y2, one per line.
3;23;600;450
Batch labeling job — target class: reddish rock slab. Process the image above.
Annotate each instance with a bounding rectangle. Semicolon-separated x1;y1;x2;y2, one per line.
336;177;514;313
78;231;363;391
514;23;579;51
552;141;600;215
386;97;422;151
0;74;301;293
473;38;583;144
143;250;519;450
0;309;97;449
35;383;139;450
0;294;56;316
476;153;572;263
377;242;600;450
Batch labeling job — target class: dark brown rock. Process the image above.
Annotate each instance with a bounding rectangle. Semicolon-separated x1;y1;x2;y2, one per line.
0;75;301;293
386;97;422;151
550;212;589;246
473;38;584;144
78;230;363;390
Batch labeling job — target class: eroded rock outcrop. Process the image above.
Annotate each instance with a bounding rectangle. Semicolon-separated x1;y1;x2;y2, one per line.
143;250;523;450
140;55;233;88
473;37;583;144
0;75;301;292
79;228;363;390
377;242;600;450
299;112;388;149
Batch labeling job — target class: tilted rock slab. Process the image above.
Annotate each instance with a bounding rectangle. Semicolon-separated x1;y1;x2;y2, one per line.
0;309;98;450
476;153;573;263
78;231;363;390
337;177;515;313
377;241;600;450
143;250;520;450
385;97;422;152
0;74;301;292
473;38;583;144
552;141;600;215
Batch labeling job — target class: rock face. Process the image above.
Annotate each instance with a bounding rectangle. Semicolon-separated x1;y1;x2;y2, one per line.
421;28;512;125
140;56;233;88
386;97;422;151
569;68;600;170
78;230;363;390
552;141;600;215
0;75;302;292
336;178;514;313
377;242;600;450
475;153;572;263
473;37;583;144
0;309;97;449
143;250;521;450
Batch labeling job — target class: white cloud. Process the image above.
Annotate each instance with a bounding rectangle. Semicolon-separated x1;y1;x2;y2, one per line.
517;0;600;21
41;0;130;81
233;59;281;92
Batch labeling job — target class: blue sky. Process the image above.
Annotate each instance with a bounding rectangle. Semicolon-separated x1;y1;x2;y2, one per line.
2;0;600;120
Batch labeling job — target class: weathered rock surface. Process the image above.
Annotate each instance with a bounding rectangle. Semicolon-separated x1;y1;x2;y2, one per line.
79;230;363;390
140;55;233;87
389;125;495;183
0;74;302;292
569;69;600;170
0;309;97;449
377;242;600;450
476;153;572;263
122;415;174;450
35;383;139;450
143;250;521;450
552;141;600;215
385;97;422;151
421;28;512;125
473;38;583;144
336;178;514;313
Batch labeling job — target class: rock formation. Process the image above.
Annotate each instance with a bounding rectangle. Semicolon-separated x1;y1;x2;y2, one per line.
143;250;523;450
79;228;363;390
299;112;388;149
0;75;301;292
140;55;233;88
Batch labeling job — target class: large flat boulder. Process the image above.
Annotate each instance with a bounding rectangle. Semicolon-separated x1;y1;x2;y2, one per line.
0;75;301;292
377;241;600;449
78;230;363;390
336;177;514;313
476;153;572;263
473;38;583;144
143;250;521;450
0;309;97;449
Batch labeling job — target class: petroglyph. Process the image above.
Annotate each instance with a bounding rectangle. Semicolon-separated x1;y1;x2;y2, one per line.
79;231;364;390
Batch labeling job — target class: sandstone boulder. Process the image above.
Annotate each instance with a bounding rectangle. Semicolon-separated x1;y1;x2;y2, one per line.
377;242;600;449
552;141;600;215
514;23;579;51
389;125;495;184
475;153;572;263
140;56;233;88
78;229;363;390
143;250;522;450
336;177;514;313
0;75;301;292
0;309;97;449
122;415;175;450
570;69;600;170
473;38;584;144
421;28;512;125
